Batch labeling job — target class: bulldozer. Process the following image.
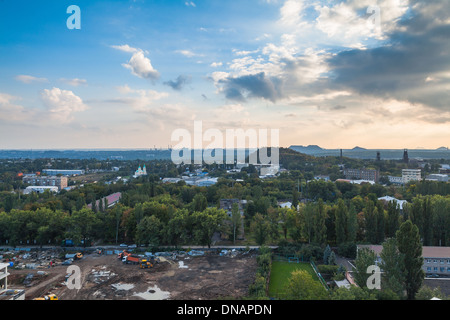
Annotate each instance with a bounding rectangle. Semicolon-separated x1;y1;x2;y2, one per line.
33;294;59;300
139;259;153;269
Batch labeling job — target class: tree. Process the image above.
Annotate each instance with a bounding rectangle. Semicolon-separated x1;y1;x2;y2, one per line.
192;193;207;212
396;220;425;300
347;204;357;243
328;251;336;265
335;199;348;245
69;208;99;247
313;199;327;245
364;200;378;244
416;286;448;300
323;245;331;265
251;213;271;246
192;208;227;248
278;207;290;240
165;209;190;246
331;285;376;300
422;196;433;246
432;196;450;246
230;203;242;244
379;238;405;298
284;270;328;300
114;205;123;244
286;207;303;242
353;247;377;289
292;187;299;209
134;203;144;225
135;215;162;246
386;201;401;238
375;202;385;244
303;203;315;244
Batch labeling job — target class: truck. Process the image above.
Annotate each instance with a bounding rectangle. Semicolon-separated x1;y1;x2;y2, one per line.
117;250;131;260
122;255;140;265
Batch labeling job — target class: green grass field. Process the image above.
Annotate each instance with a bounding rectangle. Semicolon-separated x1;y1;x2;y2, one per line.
268;261;320;297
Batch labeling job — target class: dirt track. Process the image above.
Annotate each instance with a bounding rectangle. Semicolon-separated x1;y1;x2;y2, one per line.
9;252;258;300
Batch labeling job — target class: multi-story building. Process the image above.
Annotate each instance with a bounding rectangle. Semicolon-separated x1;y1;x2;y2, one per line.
23;175;68;191
0;263;25;300
42;169;85;176
426;174;449;182
343;168;379;183
388;176;404;185
357;245;450;276
23;186;59;194
402;169;421;184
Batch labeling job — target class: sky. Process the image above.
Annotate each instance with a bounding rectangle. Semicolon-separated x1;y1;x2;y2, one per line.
0;0;449;150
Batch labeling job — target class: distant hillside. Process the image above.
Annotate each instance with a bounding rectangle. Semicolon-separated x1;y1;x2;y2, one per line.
289;145;324;154
352;146;367;151
278;148;317;170
437;147;449;151
247;147;315;169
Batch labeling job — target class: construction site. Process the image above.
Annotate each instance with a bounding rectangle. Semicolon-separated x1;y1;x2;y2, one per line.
0;248;258;300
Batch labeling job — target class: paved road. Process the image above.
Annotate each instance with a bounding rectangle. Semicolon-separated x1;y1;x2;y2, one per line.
336;254;355;271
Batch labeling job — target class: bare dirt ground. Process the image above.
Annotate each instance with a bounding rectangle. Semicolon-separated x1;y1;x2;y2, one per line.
8;252;258;300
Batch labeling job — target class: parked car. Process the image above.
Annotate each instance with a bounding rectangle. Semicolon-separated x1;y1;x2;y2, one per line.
119;243;128;248
128;244;137;249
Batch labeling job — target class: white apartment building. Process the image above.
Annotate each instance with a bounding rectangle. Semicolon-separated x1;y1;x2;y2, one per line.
402;169;422;184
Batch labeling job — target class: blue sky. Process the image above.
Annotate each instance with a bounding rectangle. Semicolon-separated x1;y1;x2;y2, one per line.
0;0;449;149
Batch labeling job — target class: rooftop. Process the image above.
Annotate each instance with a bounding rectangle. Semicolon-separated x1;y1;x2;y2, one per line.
358;245;450;258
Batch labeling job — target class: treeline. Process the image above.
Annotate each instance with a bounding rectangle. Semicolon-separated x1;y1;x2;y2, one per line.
0;176;449;248
245;194;450;249
0;194;229;248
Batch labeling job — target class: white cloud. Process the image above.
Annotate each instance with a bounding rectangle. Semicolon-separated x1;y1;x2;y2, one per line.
185;1;196;7
15;75;48;84
0;93;35;122
114;85;169;112
176;50;204;58
40;87;88;123
210;62;223;68
112;45;160;80
60;78;87;86
110;44;140;54
280;0;307;28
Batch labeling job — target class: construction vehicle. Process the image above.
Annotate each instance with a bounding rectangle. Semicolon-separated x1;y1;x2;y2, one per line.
117;250;131;260
139;256;159;269
139;259;154;269
33;294;58;301
122;255;140;265
65;252;83;260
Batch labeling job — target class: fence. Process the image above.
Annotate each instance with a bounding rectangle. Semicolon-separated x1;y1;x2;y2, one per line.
310;260;330;291
272;254;307;263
